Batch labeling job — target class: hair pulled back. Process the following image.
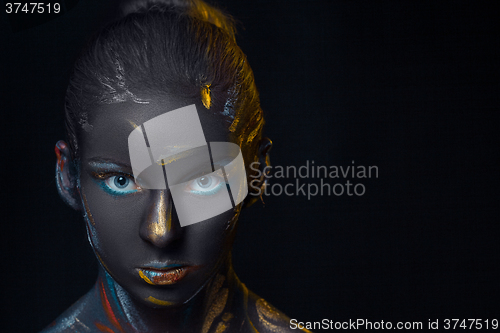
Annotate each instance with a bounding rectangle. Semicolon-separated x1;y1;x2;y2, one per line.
65;0;264;168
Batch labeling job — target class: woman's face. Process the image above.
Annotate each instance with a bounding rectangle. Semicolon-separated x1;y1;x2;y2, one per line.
76;96;240;307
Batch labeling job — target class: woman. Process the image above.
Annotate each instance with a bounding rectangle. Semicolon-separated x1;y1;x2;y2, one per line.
44;0;309;332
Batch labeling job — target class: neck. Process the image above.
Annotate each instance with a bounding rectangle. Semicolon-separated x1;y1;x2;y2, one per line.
93;256;237;333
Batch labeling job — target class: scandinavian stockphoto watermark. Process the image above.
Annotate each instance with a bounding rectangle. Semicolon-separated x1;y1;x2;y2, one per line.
249;160;378;200
126;104;377;224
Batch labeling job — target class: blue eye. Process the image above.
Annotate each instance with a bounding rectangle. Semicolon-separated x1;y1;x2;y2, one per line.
197;176;212;188
103;175;139;195
114;176;129;188
187;175;223;196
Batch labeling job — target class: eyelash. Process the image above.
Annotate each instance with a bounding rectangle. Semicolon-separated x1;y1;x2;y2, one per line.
185;175;224;196
93;172;140;196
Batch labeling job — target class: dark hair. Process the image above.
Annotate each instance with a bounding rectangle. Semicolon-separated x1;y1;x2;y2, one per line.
65;0;264;169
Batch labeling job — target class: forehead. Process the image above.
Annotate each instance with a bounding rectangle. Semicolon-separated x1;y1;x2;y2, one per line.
79;97;231;164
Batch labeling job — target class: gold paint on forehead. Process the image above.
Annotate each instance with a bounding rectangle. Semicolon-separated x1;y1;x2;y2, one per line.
82;192;96;226
145;296;173;306
127;120;139;129
201;84;212;109
148;191;171;241
156;147;198;166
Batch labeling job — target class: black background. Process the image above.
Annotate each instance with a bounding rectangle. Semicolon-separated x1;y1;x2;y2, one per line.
1;0;498;332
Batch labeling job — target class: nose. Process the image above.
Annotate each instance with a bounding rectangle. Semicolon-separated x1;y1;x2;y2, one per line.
140;190;182;248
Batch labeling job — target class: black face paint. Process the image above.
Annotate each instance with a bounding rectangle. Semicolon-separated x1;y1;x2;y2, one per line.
78;96;239;308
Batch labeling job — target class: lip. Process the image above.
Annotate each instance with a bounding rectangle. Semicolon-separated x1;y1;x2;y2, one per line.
137;263;199;286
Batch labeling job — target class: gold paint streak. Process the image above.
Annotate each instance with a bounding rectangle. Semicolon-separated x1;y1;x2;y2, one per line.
145;296;173;306
246;122;261;143
248;318;260;333
148;191;170;241
215;321;228;333
240;282;260;333
82;193;96;226
256;299;281;321
214;312;233;333
256;299;308;333
229;117;239;133
201;84;212;109
138;270;154;285
245;112;263;143
222;312;233;322
167;207;171;232
127;120;139;129
161;191;171;232
157;148;196;166
201;274;228;333
95;252;111;272
205;274;225;312
91;172;109;180
201;288;228;333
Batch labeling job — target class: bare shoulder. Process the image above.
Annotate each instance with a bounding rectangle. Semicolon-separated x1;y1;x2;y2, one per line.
242;291;312;333
39;290;96;333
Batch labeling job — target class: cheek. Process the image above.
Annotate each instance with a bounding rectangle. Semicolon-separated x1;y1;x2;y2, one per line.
80;182;145;257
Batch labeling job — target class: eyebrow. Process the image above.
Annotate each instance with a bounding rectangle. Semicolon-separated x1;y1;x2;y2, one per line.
87;158;133;174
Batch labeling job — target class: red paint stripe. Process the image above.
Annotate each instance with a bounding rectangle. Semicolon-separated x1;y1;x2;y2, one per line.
95;322;116;333
99;279;125;333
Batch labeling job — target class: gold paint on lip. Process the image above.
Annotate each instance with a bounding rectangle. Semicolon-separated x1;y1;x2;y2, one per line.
145;296;173;306
138;270;154;285
138;267;187;285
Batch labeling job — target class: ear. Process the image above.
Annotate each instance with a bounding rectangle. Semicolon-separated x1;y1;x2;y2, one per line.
55;140;82;210
244;137;272;207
